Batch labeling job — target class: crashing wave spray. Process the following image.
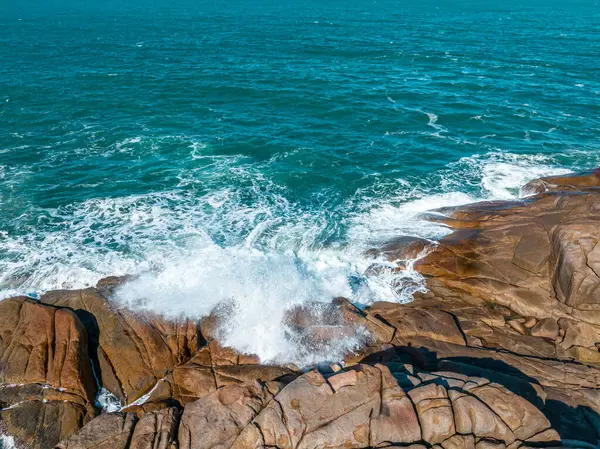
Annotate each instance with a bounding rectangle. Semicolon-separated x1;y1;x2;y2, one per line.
0;151;588;365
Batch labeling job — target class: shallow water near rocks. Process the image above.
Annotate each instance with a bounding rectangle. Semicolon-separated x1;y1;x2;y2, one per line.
1;0;600;365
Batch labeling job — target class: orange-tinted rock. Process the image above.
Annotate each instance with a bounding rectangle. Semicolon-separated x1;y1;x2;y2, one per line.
531;318;559;339
56;408;179;449
0;298;96;399
522;168;600;195
178;382;279;449
57;413;138;449
119;342;298;408
368;302;466;346
0;297;97;449
408;383;455;444
129;407;179;449
174;364;557;449
404;171;600;368
39;288;201;404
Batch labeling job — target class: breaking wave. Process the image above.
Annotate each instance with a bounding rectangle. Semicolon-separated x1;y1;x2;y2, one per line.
0;149;590;365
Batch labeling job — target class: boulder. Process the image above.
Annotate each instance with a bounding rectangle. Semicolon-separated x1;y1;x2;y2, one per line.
39;287;201;404
0;298;97;449
56;408;179;449
57;413;138;449
120;342;298;409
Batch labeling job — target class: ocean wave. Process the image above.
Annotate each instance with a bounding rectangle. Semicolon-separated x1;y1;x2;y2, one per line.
0;434;16;449
0;150;596;365
116;244;372;366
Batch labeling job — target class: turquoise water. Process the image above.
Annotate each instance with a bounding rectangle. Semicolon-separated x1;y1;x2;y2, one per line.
2;0;600;362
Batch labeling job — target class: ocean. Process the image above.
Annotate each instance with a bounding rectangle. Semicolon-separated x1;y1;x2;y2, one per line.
1;0;600;365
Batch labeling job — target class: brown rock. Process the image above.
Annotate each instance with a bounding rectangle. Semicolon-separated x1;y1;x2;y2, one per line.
327;369;358;391
530;318;559;340
522;168;600;195
0;298;97;449
512;233;550;274
469;384;552;441
550;222;600;309
367;303;466;346
0;298;96;400
129;344;298;407
524;317;537;328
57;413;138;449
178;382;279;449
442;434;475;449
49;360;565;449
370;364;421;445
507;319;527;335
449;390;514;443
95;276;131;298
39;288;201;404
408;383;455;444
129;408;179;449
1;401;93;449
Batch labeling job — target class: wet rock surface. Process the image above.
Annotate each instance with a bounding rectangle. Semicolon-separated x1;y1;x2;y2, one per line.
1;168;600;448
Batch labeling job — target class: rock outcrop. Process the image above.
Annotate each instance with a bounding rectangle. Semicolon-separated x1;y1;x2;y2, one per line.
0;298;97;449
55;364;561;449
2;168;600;448
361;168;600;443
40;287;203;404
56;408;180;449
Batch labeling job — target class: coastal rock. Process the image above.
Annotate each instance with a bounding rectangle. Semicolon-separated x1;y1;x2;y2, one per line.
124;342;298;407
56;407;179;449
179;381;279;449
404;171;600;361
57;412;138;449
129;407;179;449
366;302;466;346
63;363;557;449
530;318;559;339
0;297;97;449
39;287;202;404
355;168;600;444
522;168;600;195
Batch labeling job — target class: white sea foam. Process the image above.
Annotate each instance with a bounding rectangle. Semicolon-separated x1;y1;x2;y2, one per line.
116;243;374;366
114;151;577;365
349;191;476;244
421;110;447;137
0;434;17;449
481;161;569;199
0;150;593;366
95;388;122;412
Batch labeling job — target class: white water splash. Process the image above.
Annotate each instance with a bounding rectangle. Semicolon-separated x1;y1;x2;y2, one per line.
0;150;593;365
116;242;374;366
95;387;122;413
0;435;17;449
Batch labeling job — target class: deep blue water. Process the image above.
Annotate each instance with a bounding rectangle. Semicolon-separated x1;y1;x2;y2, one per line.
1;0;600;361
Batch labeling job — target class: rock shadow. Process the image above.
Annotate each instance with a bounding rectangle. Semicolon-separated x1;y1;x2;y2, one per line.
360;345;600;447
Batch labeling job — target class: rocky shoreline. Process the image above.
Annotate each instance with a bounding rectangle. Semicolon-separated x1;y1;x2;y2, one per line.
2;169;600;448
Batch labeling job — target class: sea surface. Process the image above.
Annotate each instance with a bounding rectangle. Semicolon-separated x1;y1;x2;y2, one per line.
1;0;600;365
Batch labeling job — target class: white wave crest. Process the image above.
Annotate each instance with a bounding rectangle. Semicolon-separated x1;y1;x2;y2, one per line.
0;149;594;366
0;435;16;449
116;242;376;366
348;151;573;245
96;387;122;413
